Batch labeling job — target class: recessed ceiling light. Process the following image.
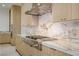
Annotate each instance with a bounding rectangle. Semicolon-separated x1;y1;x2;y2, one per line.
2;4;6;7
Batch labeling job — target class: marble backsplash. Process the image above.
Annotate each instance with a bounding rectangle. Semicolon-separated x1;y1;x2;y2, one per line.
21;25;38;36
38;19;79;41
48;19;79;39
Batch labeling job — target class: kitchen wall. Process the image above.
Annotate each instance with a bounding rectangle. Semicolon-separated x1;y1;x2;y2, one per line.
0;8;9;31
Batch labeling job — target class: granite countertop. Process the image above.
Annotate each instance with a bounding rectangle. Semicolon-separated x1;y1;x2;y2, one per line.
17;34;79;56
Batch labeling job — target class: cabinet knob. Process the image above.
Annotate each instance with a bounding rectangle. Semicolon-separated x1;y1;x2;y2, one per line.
63;18;67;20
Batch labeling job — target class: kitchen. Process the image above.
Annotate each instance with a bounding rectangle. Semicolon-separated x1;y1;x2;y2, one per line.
0;3;79;56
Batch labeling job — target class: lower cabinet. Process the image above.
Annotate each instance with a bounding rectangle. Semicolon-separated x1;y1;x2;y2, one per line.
41;46;55;56
15;36;71;56
16;36;32;56
31;47;41;56
0;32;11;44
10;34;16;46
16;36;41;56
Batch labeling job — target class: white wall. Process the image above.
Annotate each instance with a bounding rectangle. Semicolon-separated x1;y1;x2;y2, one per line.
0;8;9;31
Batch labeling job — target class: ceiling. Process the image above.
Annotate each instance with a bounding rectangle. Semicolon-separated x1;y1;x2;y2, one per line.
0;3;22;9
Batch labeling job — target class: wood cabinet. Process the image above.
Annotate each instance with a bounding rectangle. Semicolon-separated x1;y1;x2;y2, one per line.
52;3;71;22
52;3;79;22
16;36;32;56
41;45;55;56
15;36;71;56
71;4;79;19
31;47;41;56
16;35;41;56
10;5;21;45
0;32;11;44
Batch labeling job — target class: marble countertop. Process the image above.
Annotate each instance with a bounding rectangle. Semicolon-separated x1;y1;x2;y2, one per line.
17;34;79;56
17;34;26;38
42;39;79;56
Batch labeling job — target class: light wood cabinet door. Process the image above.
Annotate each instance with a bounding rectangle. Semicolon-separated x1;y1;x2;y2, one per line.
21;42;33;56
71;4;79;19
31;47;41;56
15;36;24;55
11;5;21;34
52;4;68;22
52;3;72;22
16;36;33;56
52;3;79;21
10;5;21;45
16;36;42;56
0;33;11;44
41;46;55;56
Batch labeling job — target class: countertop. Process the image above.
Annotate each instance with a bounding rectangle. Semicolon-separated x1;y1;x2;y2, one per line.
17;34;79;56
42;40;79;56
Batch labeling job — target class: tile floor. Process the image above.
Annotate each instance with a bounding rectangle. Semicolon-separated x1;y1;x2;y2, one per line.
0;44;19;56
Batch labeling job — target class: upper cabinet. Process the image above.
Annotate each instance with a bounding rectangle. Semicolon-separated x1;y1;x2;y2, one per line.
11;5;21;34
71;4;79;19
52;3;79;22
52;3;72;22
10;5;21;45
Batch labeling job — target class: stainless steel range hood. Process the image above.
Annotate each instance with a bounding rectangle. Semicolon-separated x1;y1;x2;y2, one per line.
25;3;52;16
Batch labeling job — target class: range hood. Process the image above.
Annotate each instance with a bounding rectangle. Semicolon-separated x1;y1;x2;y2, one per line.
25;3;52;16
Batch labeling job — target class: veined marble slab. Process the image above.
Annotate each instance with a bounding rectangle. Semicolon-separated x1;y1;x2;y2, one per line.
42;40;79;56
